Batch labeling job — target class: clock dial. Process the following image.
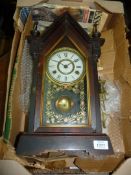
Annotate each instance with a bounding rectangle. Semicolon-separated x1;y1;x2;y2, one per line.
46;48;85;84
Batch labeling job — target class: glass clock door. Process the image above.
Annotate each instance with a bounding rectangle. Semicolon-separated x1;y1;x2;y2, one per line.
41;47;90;127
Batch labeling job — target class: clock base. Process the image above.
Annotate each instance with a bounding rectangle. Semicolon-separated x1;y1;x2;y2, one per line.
15;133;113;155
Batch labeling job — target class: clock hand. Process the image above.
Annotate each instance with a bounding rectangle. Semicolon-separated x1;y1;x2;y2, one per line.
60;62;65;66
60;61;72;68
60;62;69;68
67;62;72;66
61;61;73;67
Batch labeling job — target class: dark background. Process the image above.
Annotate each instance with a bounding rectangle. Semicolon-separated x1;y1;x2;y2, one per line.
0;0;16;38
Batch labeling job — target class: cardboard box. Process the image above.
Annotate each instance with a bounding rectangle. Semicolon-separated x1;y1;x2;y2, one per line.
1;0;131;174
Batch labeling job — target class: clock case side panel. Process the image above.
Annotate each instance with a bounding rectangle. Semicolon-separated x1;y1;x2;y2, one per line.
28;13;102;134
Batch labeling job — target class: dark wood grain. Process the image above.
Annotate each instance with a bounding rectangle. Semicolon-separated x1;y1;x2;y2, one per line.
28;12;102;133
16;12;113;156
16;133;113;155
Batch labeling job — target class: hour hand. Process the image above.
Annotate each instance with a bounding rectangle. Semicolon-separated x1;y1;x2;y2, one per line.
67;62;72;66
60;62;65;66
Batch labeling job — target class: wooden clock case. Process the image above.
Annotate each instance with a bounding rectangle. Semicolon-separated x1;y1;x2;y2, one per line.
16;13;113;155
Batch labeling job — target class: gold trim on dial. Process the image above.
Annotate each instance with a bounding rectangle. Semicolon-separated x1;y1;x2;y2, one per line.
46;47;85;85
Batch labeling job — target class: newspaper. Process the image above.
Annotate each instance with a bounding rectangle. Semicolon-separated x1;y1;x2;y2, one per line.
31;3;108;34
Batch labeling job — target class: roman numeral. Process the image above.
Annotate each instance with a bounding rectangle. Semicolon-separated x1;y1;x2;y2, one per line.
65;76;67;81
76;66;81;68
64;52;68;57
57;74;61;80
52;70;57;74
74;59;79;62
71;75;75;79
57;54;61;58
71;54;74;59
52;59;58;62
49;65;55;67
75;71;80;75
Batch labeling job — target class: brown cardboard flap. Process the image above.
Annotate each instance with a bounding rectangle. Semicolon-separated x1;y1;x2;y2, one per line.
45;0;94;8
121;118;131;157
17;0;48;7
74;153;124;172
17;0;124;13
112;158;131;175
100;51;115;69
101;29;115;53
9;14;33;144
95;0;124;14
4;30;21;132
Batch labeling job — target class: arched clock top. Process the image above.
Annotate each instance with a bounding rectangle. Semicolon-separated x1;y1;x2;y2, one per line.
28;13;104;62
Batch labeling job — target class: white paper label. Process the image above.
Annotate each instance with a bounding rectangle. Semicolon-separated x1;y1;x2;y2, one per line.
93;140;109;150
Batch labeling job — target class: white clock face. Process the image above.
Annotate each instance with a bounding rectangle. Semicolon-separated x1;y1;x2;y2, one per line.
46;48;85;84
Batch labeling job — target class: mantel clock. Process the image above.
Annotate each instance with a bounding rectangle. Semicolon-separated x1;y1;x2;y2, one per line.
16;13;113;155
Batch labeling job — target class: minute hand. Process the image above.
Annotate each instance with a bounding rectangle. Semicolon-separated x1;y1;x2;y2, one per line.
60;62;65;66
67;62;72;66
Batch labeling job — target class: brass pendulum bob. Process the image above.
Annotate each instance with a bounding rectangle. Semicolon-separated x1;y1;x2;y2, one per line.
55;96;74;112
